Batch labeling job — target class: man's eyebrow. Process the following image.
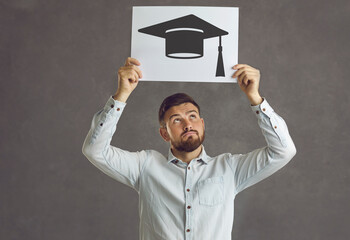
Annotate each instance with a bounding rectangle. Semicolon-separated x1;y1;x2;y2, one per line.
168;110;199;121
186;110;198;115
169;114;180;121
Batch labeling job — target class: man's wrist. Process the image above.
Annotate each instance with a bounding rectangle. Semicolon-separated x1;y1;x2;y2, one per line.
247;93;263;106
112;91;130;103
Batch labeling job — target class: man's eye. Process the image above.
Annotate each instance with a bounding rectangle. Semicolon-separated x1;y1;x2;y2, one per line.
190;115;197;119
174;119;181;123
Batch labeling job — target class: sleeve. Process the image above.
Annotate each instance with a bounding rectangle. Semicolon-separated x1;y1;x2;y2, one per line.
81;96;149;192
225;98;297;194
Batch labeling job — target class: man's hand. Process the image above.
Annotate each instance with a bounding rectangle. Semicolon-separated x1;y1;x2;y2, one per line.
113;57;143;103
232;64;263;106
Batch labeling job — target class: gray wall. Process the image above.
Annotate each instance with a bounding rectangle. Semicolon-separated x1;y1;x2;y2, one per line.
1;0;349;239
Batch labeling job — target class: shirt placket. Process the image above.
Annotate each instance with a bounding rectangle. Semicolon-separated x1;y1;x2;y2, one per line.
184;161;193;240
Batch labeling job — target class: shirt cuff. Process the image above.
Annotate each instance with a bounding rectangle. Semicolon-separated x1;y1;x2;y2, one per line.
250;97;274;119
103;95;127;114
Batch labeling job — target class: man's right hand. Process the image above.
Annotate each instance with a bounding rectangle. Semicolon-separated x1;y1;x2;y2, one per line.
113;57;142;103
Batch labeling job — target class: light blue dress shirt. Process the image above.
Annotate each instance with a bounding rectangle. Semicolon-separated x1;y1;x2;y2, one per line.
82;96;296;240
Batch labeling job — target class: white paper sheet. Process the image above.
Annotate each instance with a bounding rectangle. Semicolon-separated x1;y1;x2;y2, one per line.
131;6;239;83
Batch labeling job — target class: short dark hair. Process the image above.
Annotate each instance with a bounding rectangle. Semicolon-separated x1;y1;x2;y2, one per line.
159;93;200;127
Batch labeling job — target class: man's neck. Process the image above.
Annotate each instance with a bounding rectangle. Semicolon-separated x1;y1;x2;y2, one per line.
171;145;202;164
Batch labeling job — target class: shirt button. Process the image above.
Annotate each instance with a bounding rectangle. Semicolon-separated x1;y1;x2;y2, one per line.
175;160;179;163
186;229;190;232
274;126;277;129
111;104;114;108
100;123;103;126
186;188;190;192
262;108;266;111
256;110;259;114
187;206;191;209
188;166;190;170
117;108;120;111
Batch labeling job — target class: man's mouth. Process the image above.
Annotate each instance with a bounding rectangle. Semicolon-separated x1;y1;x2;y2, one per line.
182;131;198;138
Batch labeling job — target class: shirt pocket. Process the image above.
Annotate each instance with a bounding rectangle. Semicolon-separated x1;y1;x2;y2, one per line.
198;176;224;207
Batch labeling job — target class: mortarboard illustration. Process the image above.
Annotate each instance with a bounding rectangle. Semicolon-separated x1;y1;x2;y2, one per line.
138;14;229;77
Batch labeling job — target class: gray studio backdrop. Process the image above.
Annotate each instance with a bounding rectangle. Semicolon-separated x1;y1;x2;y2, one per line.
1;0;349;239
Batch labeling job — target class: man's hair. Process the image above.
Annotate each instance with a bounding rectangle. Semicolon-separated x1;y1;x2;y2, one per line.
158;93;200;127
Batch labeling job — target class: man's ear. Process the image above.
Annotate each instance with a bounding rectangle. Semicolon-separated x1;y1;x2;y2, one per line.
201;118;205;130
159;127;170;142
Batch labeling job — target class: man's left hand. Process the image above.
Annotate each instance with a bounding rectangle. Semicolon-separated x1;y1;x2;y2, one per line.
232;64;263;106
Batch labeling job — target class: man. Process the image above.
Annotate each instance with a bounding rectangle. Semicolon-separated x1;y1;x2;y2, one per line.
82;57;296;240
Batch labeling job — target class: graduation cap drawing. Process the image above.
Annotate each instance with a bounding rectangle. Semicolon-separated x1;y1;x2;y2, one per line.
138;14;229;77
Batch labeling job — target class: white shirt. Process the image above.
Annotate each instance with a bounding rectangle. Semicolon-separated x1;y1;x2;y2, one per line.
82;96;296;240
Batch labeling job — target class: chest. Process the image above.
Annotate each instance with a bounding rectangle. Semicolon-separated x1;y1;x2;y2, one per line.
139;158;236;207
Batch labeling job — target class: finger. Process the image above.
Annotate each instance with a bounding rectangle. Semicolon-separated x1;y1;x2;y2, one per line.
242;75;249;86
241;70;258;79
237;75;243;85
243;75;249;85
121;71;134;80
120;71;134;83
125;57;141;66
238;73;245;85
233;68;258;78
130;72;139;83
127;73;135;83
233;64;252;70
134;72;139;82
233;68;250;78
131;65;143;79
237;76;245;88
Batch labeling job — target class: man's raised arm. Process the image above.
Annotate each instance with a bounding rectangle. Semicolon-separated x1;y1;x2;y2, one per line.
82;57;148;192
226;64;297;194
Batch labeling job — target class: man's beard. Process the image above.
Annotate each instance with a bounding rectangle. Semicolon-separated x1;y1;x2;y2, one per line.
172;130;205;152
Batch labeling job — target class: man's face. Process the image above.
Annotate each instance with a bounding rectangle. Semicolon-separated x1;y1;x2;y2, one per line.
159;102;205;152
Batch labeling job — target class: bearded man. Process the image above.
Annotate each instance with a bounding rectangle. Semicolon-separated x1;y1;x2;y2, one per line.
82;57;296;240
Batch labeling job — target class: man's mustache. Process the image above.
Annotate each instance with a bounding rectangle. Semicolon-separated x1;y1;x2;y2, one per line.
181;130;198;137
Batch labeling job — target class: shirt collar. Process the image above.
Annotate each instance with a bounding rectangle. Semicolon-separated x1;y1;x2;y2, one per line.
167;145;210;164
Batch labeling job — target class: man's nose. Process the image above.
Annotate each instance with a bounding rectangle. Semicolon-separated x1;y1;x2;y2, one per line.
183;119;193;131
